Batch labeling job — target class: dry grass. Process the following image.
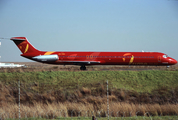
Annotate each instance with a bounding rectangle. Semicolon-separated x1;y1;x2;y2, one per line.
0;102;178;118
81;87;91;95
0;63;178;119
0;80;178;106
0;82;177;118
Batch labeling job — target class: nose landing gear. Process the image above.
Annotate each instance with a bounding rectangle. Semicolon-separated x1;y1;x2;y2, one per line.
80;65;86;70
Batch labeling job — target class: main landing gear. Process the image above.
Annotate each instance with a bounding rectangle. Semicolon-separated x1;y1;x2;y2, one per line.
80;65;86;70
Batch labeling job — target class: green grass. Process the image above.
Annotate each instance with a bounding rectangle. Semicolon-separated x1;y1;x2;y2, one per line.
0;70;178;93
1;70;178;118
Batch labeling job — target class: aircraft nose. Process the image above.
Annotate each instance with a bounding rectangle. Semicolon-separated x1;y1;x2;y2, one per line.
169;58;177;65
173;59;177;64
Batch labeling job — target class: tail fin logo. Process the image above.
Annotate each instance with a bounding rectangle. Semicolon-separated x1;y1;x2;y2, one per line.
11;37;40;54
18;41;29;53
24;44;29;53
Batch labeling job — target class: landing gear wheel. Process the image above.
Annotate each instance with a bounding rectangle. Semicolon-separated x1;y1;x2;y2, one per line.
80;65;86;70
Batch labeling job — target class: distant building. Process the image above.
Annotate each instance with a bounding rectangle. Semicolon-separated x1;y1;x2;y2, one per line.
0;62;25;68
0;41;25;68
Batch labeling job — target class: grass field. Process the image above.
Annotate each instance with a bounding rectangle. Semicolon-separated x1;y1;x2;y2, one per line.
0;68;178;118
0;70;178;93
0;70;178;104
1;102;178;118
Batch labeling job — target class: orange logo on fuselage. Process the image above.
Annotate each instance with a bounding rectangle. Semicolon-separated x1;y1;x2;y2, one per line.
123;53;134;64
123;53;131;61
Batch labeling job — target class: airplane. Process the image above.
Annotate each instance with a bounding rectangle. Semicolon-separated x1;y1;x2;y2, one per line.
9;37;177;70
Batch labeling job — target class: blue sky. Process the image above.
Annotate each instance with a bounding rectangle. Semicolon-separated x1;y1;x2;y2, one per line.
0;0;178;62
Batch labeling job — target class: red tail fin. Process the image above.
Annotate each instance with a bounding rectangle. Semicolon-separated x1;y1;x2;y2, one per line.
10;37;40;54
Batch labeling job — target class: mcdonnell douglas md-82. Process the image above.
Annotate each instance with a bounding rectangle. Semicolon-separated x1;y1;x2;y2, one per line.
9;37;177;70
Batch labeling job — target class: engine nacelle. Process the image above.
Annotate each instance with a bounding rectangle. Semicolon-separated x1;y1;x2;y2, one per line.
32;54;59;62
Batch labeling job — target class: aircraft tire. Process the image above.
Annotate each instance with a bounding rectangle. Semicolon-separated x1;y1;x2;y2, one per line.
80;65;86;70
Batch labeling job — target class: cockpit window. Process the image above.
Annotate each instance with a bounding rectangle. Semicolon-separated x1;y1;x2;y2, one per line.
163;54;168;58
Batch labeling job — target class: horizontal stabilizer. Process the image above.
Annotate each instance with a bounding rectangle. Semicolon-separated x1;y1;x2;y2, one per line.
10;37;27;41
10;37;40;54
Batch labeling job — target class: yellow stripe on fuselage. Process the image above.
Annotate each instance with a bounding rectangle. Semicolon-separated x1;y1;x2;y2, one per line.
44;51;55;55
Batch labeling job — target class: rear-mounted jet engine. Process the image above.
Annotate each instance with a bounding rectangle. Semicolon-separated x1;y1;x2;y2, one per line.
32;55;58;62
